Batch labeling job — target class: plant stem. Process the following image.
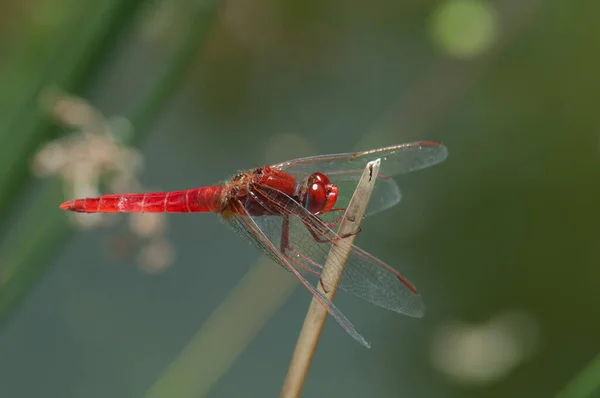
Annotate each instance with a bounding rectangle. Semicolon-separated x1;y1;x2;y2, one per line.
280;158;381;398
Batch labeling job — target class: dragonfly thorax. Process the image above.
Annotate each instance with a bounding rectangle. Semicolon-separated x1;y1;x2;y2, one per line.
223;167;338;217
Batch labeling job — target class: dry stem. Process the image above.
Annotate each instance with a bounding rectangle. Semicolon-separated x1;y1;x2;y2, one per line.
280;158;381;398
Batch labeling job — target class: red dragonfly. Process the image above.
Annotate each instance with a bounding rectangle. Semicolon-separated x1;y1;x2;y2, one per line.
60;141;447;347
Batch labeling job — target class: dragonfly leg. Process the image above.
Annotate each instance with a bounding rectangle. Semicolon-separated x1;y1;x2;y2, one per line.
301;214;361;242
249;184;357;243
302;220;336;243
280;215;289;252
280;214;322;276
339;227;362;239
324;208;363;238
249;186;352;242
324;208;345;229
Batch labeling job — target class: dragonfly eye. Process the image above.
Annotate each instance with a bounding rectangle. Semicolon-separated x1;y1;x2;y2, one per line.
311;172;330;185
305;172;337;214
306;181;327;214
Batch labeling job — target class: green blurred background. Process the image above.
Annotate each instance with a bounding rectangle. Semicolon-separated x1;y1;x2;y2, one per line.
1;0;599;397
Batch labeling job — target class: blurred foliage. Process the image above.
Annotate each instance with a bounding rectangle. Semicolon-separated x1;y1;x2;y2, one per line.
0;0;220;322
1;0;600;397
0;0;146;216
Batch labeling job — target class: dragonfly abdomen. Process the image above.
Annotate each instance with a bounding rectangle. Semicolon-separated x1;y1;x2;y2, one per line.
59;187;224;213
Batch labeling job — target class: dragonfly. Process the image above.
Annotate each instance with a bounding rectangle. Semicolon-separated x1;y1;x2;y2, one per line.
60;141;448;347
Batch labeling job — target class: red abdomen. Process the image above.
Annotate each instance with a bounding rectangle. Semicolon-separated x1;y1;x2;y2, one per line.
60;187;223;213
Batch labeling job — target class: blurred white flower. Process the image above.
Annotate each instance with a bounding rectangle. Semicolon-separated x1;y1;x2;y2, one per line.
129;212;167;238
430;310;539;385
137;238;175;274
33;90;175;272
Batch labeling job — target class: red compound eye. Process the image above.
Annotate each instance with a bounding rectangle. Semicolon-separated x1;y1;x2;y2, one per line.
311;172;330;185
304;172;337;214
305;179;327;214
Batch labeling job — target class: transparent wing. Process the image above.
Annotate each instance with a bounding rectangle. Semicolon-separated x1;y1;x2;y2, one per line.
249;185;425;317
332;173;402;217
271;141;447;216
271;141;447;176
221;200;371;348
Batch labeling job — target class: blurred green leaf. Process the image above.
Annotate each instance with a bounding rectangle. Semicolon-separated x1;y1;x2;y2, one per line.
0;0;144;221
0;181;69;317
557;353;600;398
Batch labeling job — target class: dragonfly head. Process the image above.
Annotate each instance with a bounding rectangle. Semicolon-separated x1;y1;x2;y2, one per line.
303;172;338;215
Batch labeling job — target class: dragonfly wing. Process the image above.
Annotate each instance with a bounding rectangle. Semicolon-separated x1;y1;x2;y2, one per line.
338;244;424;316
333;173;401;217
272;141;447;178
250;185;425;317
220;200;371;348
271;141;446;216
